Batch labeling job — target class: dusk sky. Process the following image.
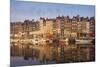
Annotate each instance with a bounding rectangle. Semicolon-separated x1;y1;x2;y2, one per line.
10;0;95;22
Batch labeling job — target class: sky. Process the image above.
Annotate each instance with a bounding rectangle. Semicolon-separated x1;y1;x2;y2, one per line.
10;0;95;22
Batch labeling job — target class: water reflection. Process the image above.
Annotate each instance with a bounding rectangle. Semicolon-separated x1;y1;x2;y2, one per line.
11;39;95;65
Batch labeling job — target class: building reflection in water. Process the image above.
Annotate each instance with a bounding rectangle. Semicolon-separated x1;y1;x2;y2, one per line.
11;39;95;64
